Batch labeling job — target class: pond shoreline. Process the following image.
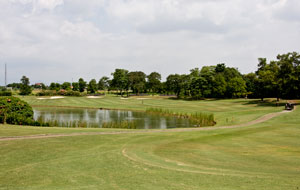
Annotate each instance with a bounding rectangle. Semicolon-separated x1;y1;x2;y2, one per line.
33;106;195;129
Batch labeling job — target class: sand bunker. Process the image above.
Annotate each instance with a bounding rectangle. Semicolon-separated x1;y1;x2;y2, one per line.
137;98;151;100
37;96;65;100
87;96;103;99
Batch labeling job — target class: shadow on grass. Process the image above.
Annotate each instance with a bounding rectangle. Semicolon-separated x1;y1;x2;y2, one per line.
167;97;228;102
241;100;286;107
166;97;294;108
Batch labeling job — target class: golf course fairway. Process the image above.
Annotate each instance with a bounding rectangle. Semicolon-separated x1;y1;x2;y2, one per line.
0;97;299;189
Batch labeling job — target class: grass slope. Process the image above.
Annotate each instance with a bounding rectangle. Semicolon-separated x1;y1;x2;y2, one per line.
0;98;299;189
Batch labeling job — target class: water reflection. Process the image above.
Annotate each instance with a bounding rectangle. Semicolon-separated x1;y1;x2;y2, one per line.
33;107;192;129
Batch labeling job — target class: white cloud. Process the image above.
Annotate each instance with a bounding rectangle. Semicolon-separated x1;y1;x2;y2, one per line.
35;0;64;11
60;21;102;40
0;0;300;84
10;0;64;10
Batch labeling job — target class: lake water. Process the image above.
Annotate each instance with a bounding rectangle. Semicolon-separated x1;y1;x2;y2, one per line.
33;107;192;129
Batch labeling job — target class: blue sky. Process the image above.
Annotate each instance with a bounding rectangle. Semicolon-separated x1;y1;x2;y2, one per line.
0;0;300;85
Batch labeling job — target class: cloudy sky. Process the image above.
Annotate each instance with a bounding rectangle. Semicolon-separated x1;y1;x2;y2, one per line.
0;0;299;85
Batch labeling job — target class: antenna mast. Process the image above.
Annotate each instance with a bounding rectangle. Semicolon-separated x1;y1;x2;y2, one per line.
5;63;7;87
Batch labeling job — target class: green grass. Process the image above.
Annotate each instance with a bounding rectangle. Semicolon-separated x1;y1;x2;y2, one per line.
0;96;299;189
0;125;127;137
20;95;283;126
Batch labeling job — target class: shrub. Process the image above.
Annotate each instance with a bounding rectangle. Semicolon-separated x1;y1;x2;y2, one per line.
0;91;12;96
0;97;35;125
64;91;81;97
36;90;82;97
36;90;56;96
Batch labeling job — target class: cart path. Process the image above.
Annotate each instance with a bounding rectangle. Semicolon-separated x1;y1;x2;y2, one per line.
0;110;292;142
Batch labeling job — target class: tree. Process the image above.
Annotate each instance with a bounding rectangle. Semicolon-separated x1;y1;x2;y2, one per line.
78;78;87;93
61;82;71;90
223;67;242;81
111;69;129;96
32;83;46;90
190;68;201;78
255;58;279;100
276;52;300;99
215;63;226;73
166;74;184;98
49;83;61;91
7;83;21;89
226;77;247;98
244;73;258;98
200;66;216;96
212;74;226;98
128;71;146;95
19;76;32;95
181;74;192;97
190;77;206;99
98;76;110;90
147;72;161;95
88;79;97;94
72;82;79;91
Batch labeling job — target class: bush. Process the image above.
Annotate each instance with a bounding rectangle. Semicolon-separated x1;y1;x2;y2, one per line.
0;97;35;125
64;91;81;97
0;91;12;96
36;90;56;96
36;90;82;97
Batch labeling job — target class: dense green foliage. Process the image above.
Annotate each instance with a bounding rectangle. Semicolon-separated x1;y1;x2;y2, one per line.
61;82;71;90
147;72;162;94
87;79;97;93
71;82;79;91
111;69;129;96
36;90;81;97
257;52;300;99
78;78;87;93
7;83;21;89
19;76;32;95
49;83;61;91
98;76;110;90
0;91;12;96
9;51;300;99
0;97;34;125
128;71;146;95
32;83;46;90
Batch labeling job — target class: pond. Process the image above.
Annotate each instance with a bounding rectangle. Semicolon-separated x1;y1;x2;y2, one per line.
33;107;193;129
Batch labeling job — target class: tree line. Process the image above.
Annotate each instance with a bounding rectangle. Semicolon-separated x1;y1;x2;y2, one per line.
6;52;300;100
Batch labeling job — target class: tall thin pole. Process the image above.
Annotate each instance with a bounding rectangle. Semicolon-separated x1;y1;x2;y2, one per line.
5;63;7;87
